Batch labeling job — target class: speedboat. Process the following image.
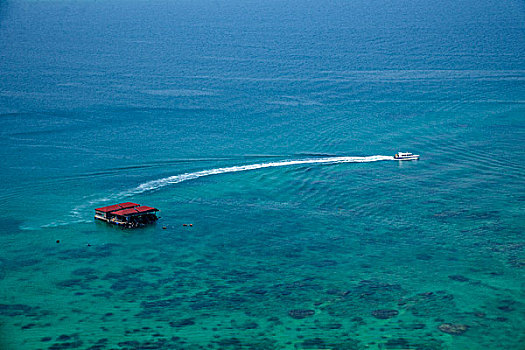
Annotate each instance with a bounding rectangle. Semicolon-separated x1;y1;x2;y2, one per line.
394;152;419;161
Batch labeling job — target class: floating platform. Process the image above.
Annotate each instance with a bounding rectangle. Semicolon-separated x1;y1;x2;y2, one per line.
95;202;159;228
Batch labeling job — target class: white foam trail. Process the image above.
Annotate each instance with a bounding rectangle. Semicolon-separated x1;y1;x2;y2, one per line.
70;155;394;220
129;155;393;196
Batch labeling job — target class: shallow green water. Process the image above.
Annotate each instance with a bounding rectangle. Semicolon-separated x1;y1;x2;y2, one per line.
0;0;524;349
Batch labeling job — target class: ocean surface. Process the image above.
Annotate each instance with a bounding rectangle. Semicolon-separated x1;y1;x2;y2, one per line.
1;0;524;349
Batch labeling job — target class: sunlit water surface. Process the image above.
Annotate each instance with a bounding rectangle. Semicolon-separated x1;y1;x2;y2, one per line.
0;0;524;349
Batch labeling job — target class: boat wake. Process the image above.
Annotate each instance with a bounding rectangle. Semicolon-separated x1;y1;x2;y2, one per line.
70;155;394;221
128;155;393;196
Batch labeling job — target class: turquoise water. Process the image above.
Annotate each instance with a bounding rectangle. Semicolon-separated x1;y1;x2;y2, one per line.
1;0;524;349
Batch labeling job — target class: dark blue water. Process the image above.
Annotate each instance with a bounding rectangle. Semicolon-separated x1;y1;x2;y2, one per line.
1;0;524;349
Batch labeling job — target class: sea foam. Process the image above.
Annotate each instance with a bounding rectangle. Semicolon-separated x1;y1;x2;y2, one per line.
70;155;394;221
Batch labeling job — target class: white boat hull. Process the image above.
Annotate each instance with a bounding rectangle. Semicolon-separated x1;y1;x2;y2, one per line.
395;156;419;161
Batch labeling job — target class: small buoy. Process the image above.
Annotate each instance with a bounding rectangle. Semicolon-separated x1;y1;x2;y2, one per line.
183;224;187;227
162;226;167;230
56;240;60;244
189;224;193;227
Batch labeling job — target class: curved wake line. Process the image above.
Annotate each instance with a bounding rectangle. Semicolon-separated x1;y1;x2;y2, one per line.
69;155;394;220
131;155;393;195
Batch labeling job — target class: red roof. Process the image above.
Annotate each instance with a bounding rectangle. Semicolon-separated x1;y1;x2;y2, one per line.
95;202;139;213
112;208;139;216
112;206;158;217
136;206;158;213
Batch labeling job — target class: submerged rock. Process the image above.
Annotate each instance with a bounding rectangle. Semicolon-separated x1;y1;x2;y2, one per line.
117;339;167;350
398;290;456;317
384;338;410;349
56;279;84;288
314;320;343;330
497;299;517;312
71;268;97;276
415;253;432;261
498;305;515;312
353;279;404;303
371;309;398;319
239;321;259;330
288;309;315;319
300;338;326;348
216;337;242;347
326;288;350;296
299;337;360;350
0;303;39;317
169;318;195;328
448;275;469;282
311;259;338;267
438;323;469;335
49;342;83;350
508;257;524;268
249;288;268;295
404;323;426;330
